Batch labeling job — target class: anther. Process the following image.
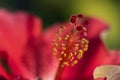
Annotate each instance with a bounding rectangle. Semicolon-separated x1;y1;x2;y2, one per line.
61;51;64;55
83;27;87;31
74;51;77;55
70;57;74;61
70;52;73;56
74;47;79;50
53;48;57;52
70;16;77;23
58;37;62;41
76;26;82;31
61;25;66;29
62;43;66;46
65;34;70;38
64;53;67;57
63;61;69;66
83;20;89;25
59;57;62;61
73;60;78;64
62;47;66;50
71;15;77;18
53;43;58;47
75;44;79;47
77;14;83;18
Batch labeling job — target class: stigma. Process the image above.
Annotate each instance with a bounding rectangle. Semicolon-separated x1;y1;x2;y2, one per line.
52;14;89;67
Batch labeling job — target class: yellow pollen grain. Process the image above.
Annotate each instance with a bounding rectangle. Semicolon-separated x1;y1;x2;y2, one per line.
82;38;88;44
58;28;64;32
66;34;70;38
62;47;66;50
61;26;66;29
78;51;83;56
75;44;79;47
77;53;83;58
68;52;73;59
64;34;70;40
78;50;83;54
61;51;64;55
58;57;62;61
73;60;78;64
81;41;85;44
83;47;88;51
74;46;79;50
81;38;87;44
86;44;88;47
77;52;83;59
58;37;62;41
64;37;68;40
70;52;73;56
53;43;58;47
70;57;74;61
82;38;86;41
77;55;81;59
62;43;66;46
74;51;77;55
64;53;66;57
63;61;69;66
53;48;57;52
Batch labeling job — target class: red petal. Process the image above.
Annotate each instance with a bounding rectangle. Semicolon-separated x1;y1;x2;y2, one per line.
0;51;8;63
43;23;62;80
0;9;43;79
109;51;120;64
87;18;109;39
0;64;12;80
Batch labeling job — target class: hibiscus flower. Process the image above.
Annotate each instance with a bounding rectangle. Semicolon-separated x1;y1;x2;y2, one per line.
0;9;120;80
57;17;110;80
44;15;120;80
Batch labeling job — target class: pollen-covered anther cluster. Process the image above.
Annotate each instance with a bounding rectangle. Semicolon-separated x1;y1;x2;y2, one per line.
52;14;89;67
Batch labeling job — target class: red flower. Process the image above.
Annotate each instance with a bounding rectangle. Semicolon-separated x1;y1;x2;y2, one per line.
0;9;58;80
0;10;120;80
45;15;120;80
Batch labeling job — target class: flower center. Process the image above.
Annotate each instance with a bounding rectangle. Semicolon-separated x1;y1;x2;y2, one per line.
52;14;89;67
